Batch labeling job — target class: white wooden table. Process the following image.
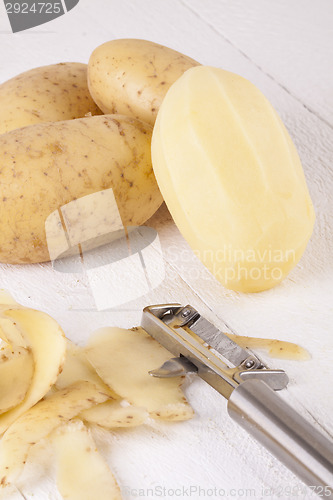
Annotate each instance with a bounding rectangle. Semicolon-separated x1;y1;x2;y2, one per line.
0;1;332;499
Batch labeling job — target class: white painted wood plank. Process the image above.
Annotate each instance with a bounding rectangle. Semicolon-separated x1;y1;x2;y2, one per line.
182;0;333;127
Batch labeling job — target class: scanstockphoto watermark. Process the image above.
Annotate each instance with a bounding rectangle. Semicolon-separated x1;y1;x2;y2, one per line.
167;244;296;283
123;485;332;498
123;485;256;498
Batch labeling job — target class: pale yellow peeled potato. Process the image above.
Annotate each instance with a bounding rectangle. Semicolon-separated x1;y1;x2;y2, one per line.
88;39;199;126
0;114;162;264
152;66;315;292
85;327;194;420
0;63;102;135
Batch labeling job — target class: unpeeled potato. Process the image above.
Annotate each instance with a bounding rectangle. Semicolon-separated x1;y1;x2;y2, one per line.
88;39;199;126
0;114;163;264
0;63;102;135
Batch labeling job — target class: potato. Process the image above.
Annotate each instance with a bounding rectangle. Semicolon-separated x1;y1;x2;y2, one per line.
88;39;199;126
51;420;121;500
0;381;109;484
152;66;315;292
0;114;163;264
0;345;34;414
0;63;102;135
0;306;66;435
85;327;194;421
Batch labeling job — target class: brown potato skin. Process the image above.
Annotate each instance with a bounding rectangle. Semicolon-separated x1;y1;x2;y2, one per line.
0;63;102;135
88;39;199;126
0;115;162;264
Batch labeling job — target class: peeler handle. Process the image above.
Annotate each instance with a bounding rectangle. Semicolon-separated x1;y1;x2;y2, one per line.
228;378;333;497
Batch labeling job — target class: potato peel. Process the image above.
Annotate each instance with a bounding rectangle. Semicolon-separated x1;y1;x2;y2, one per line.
0;290;18;306
225;333;311;361
0;317;29;350
0;346;34;415
80;400;148;429
51;420;121;500
0;292;195;498
0;381;110;485
85;327;194;421
0;308;67;435
55;340;118;399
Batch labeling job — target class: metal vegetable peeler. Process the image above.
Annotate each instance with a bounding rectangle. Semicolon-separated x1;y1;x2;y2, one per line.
141;303;333;495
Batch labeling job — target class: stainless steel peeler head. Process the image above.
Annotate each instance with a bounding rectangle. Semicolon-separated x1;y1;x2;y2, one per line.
141;303;289;399
141;304;333;493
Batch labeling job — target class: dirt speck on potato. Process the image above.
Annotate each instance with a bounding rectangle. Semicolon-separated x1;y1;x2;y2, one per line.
88;39;199;125
0;114;163;264
0;63;103;135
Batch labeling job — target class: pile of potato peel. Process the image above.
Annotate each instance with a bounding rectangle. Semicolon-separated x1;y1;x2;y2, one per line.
0;294;194;499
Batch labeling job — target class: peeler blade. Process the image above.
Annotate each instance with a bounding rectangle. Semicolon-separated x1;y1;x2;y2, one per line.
177;306;261;368
189;315;250;367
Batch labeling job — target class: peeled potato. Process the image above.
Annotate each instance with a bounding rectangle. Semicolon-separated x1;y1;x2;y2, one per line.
152;66;315;292
0;345;34;414
51;420;121;500
0;306;66;435
88;38;199;126
80;400;148;429
85;327;194;420
0;381;109;485
0;63;102;135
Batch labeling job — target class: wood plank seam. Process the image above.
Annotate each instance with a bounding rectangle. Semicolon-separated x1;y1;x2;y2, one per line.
180;0;333;130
